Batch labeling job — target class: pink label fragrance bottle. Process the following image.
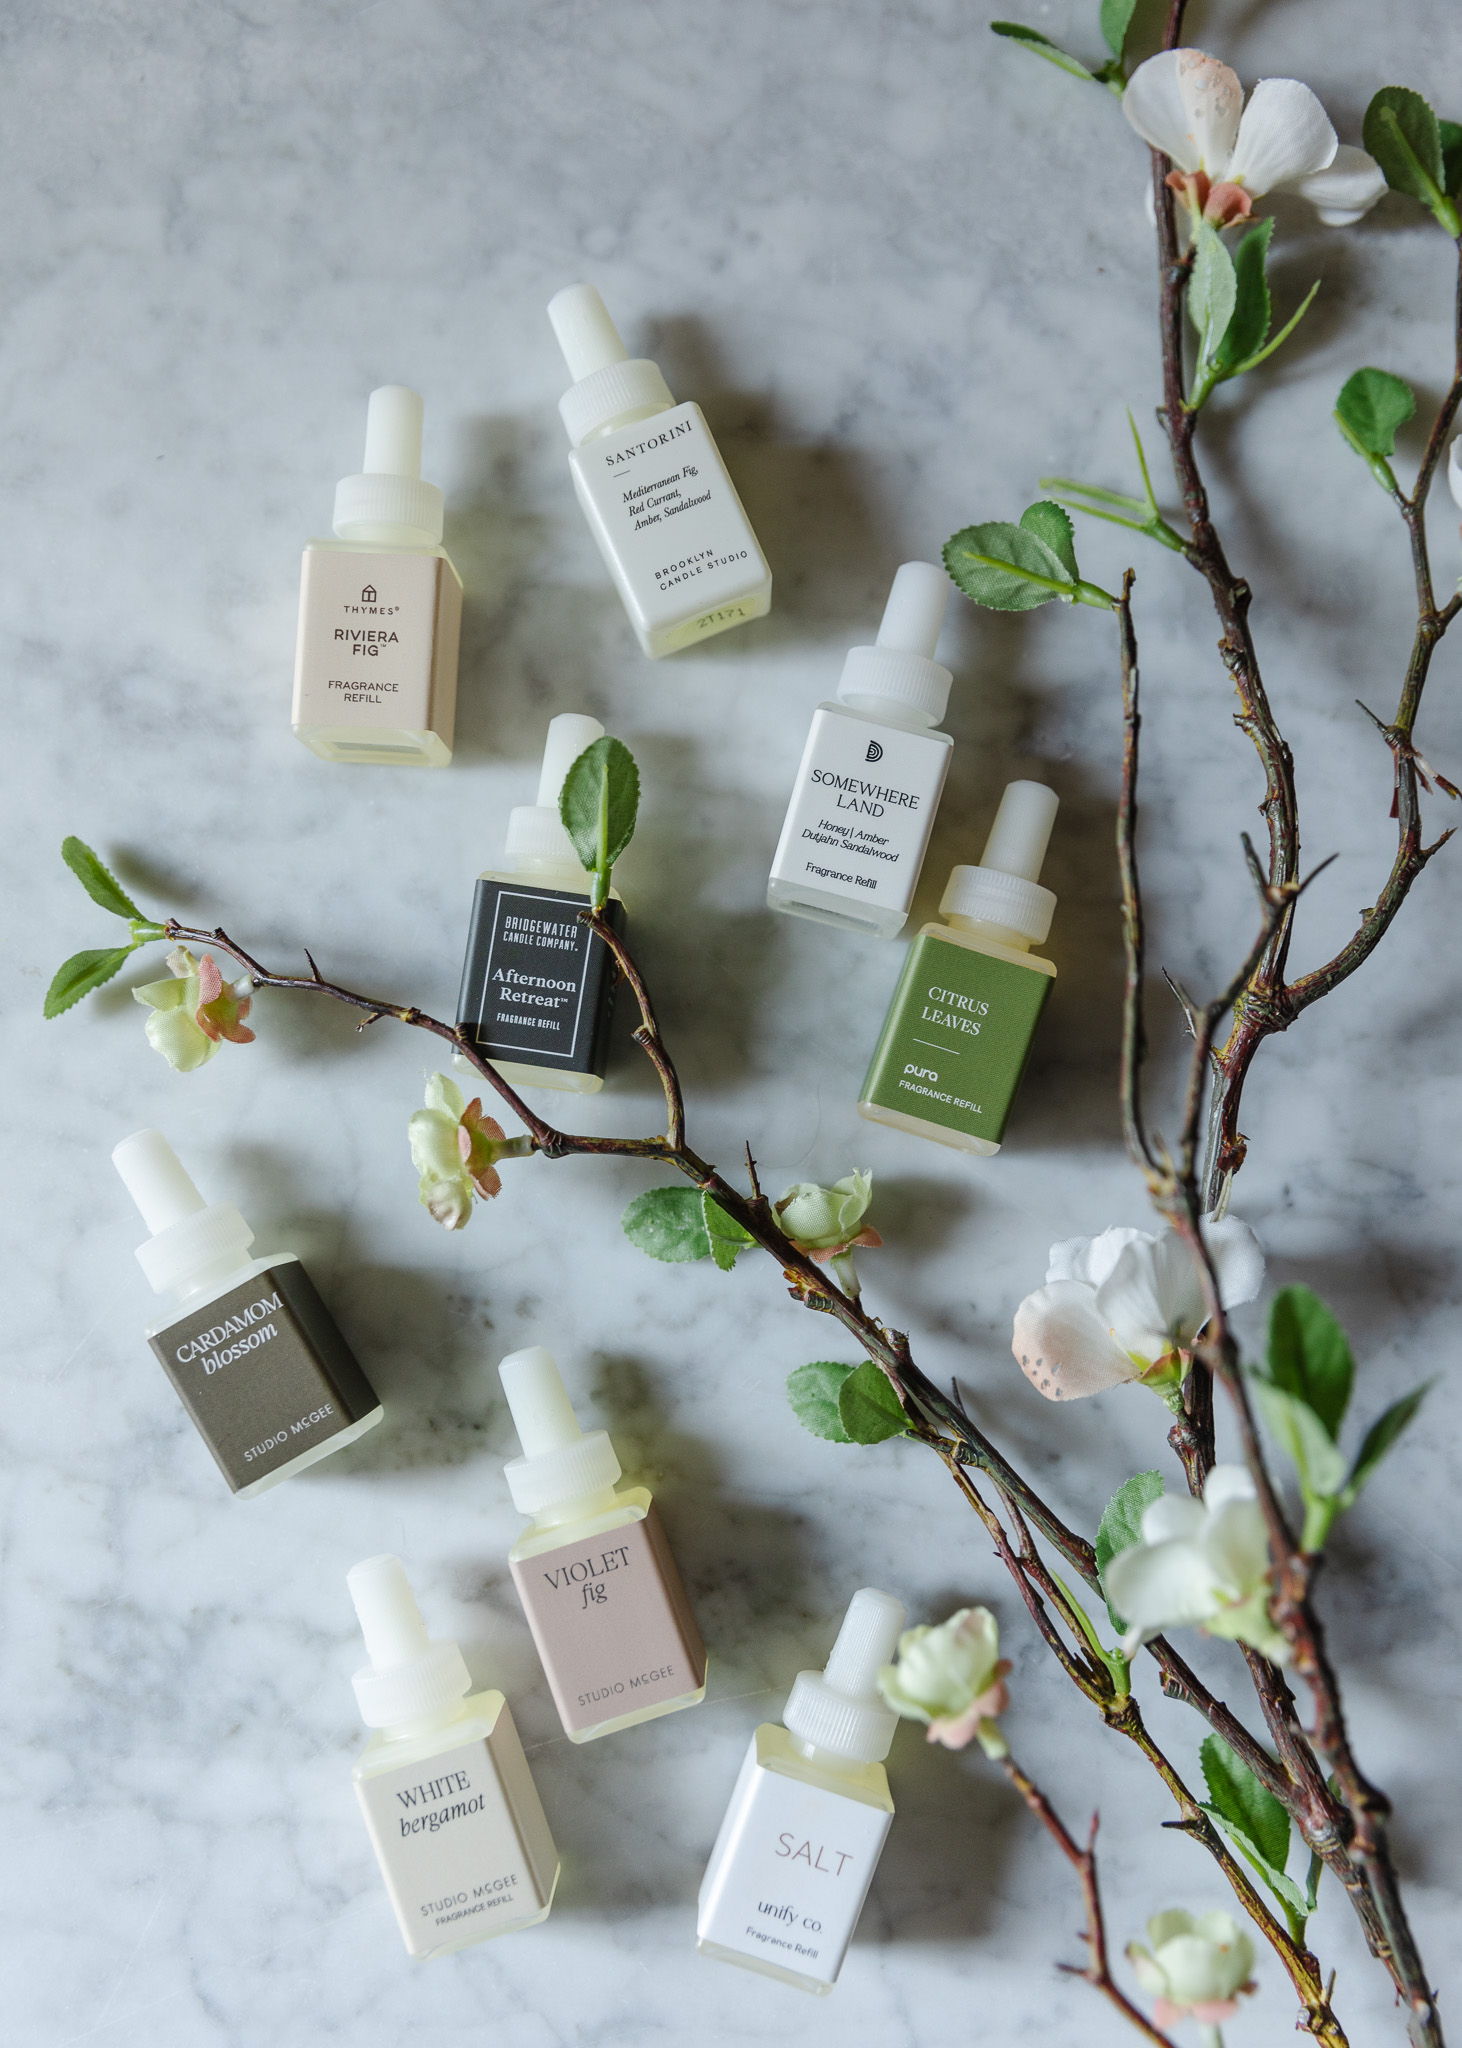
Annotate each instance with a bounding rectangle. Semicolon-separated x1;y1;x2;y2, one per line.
697;1587;905;1993
347;1554;560;1960
292;385;463;766
499;1344;707;1742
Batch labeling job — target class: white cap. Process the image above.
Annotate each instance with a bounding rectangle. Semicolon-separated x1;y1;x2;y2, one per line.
503;713;605;868
499;1345;621;1515
113;1129;254;1296
549;284;674;448
783;1587;906;1765
941;780;1059;945
332;385;445;544
837;562;954;726
347;1554;472;1729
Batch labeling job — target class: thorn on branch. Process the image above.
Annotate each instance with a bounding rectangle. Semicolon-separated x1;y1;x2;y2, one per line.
304;948;324;983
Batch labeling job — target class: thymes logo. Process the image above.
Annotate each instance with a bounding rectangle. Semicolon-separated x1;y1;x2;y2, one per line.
361;583;377;602
543;1541;632;1609
865;739;884;763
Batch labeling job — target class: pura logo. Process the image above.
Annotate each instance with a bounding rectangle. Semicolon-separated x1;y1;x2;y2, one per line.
865;739;884;764
361;583;377;603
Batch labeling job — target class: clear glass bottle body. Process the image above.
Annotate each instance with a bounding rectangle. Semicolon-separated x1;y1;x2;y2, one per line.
766;699;953;940
352;1691;560;1959
292;534;463;766
569;399;771;658
857;916;1056;1156
454;860;625;1094
144;1250;383;1498
696;1723;894;1993
509;1482;707;1742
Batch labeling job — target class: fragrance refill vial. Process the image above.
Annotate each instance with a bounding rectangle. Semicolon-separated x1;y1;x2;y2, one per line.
456;712;626;1093
113;1129;383;1495
292;385;463;765
500;1345;707;1742
697;1587;905;1994
347;1554;559;1959
859;781;1059;1156
767;562;954;939
549;283;771;657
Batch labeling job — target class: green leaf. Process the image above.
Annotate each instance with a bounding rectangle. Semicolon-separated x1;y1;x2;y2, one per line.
560;735;640;885
787;1361;854;1442
43;945;137;1018
1364;86;1447;206
621;1186;709;1263
943;520;1073;612
1099;0;1138;58
1335;368;1416;460
1251;1378;1348;1500
703;1194;754;1273
1267;1287;1354;1438
1188;222;1238;371
1095;1470;1164;1628
1342;1382;1431;1504
989;22;1096;82
838;1361;910;1444
1440;118;1462;197
61;837;144;921
1018;500;1080;579
1199;1804;1313;1928
1213;217;1273;375
1201;1734;1291;1873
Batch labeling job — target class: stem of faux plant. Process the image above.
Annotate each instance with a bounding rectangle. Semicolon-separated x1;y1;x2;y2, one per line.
163;912;1361;2032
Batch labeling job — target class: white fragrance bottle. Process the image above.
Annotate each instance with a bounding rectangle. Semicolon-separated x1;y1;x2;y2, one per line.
767;562;955;939
347;1554;560;1959
499;1345;707;1743
697;1586;905;1994
455;712;626;1093
113;1128;384;1497
548;283;772;658
292;384;463;766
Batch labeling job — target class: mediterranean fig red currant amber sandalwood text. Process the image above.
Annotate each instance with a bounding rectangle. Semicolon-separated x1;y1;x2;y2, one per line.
697;1587;905;1994
549;283;772;657
860;780;1059;1155
768;561;955;940
112;1128;383;1496
346;1554;560;1960
291;384;462;766
499;1344;707;1742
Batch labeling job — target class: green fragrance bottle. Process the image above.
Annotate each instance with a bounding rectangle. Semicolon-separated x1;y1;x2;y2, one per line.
858;781;1058;1156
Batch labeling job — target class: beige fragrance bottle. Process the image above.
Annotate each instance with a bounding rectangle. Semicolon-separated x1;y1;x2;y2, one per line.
347;1554;560;1959
549;283;772;657
292;384;463;766
767;561;955;939
113;1128;383;1497
697;1587;906;1994
858;781;1059;1156
455;712;625;1094
499;1345;707;1742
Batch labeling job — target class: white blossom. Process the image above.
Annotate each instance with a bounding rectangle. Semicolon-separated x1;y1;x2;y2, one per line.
877;1606;1011;1753
1128;1908;1257;2028
1104;1465;1288;1663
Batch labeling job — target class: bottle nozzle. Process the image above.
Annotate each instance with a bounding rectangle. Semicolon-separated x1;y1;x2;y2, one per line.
112;1129;254;1297
549;283;674;447
332;385;444;544
346;1554;472;1729
782;1586;906;1765
535;713;605;810
874;561;950;661
504;714;605;867
361;384;423;479
498;1345;621;1517
979;779;1059;883
837;562;954;726
112;1128;206;1236
348;1553;432;1671
939;779;1060;947
548;284;629;382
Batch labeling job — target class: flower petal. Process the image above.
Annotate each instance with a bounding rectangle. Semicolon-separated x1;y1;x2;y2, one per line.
1204;1497;1273;1600
1228;77;1337;195
1095;1233;1197;1360
1123;50;1242;176
1284;142;1388;225
145;1006;218;1072
409;1107;466;1181
424;1071;466;1119
1449;437;1462;512
133;975;190;1012
1013;1280;1138;1400
1201;1463;1257;1514
1046;1225;1153;1289
1148;1909;1197;1949
1106;1535;1223;1641
1139;1493;1209;1545
1203;1215;1265;1310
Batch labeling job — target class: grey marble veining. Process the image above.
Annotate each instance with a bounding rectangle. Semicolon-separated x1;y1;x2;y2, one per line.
3;2;1461;2043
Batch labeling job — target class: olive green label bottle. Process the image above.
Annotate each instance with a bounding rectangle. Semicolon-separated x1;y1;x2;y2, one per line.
861;932;1052;1145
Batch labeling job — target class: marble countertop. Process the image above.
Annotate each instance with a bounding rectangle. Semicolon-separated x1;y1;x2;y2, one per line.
4;3;1461;2043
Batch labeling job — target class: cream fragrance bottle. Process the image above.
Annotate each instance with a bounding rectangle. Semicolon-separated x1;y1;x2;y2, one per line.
346;1554;560;1960
548;283;772;657
113;1129;383;1496
292;384;463;766
697;1587;905;1994
767;562;955;939
859;780;1059;1156
455;712;625;1094
499;1345;707;1742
